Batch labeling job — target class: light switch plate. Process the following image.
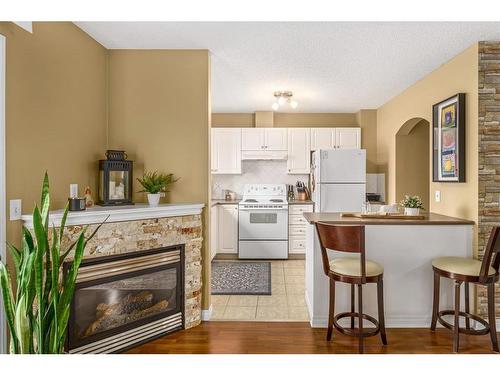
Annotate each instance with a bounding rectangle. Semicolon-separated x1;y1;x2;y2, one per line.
10;199;22;221
435;190;441;203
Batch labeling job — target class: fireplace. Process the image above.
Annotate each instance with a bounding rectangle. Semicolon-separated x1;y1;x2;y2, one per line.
65;245;185;354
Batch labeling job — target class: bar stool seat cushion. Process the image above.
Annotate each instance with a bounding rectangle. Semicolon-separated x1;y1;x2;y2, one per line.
432;256;496;277
329;257;383;277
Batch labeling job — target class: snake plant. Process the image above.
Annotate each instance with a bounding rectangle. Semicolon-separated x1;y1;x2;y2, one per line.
0;173;102;353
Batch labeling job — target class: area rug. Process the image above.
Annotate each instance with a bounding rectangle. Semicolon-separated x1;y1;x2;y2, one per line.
211;261;271;295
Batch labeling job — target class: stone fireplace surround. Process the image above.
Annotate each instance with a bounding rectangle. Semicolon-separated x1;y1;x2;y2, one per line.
21;203;205;348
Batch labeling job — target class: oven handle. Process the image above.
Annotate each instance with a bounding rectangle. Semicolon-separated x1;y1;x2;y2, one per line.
238;207;289;211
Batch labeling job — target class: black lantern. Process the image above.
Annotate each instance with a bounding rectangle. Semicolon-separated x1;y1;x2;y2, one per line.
98;150;134;206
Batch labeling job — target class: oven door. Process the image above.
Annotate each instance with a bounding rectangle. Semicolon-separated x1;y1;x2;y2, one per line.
238;207;288;240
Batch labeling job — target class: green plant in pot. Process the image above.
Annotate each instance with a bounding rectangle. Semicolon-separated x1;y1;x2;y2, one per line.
137;171;179;207
0;173;103;353
399;195;424;216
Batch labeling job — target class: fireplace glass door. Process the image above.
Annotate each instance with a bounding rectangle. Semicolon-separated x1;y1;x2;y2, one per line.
69;265;181;349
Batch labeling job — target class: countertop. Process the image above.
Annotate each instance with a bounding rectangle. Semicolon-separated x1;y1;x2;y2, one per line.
211;199;241;207
288;200;314;205
303;212;475;225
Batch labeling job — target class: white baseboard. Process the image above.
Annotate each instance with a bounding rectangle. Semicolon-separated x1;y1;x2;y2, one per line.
201;305;213;321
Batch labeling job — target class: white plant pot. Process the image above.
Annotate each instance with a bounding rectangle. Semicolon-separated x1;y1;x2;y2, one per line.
404;207;420;216
147;193;161;207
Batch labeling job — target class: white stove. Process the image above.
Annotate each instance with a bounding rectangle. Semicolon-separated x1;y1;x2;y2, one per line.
238;184;289;259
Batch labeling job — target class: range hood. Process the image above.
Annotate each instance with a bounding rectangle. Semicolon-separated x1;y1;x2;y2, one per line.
241;150;288;160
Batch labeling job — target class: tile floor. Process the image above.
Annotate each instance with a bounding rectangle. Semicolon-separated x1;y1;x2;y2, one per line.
211;259;309;322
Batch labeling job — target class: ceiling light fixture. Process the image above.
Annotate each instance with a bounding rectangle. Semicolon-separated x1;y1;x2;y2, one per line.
272;91;298;111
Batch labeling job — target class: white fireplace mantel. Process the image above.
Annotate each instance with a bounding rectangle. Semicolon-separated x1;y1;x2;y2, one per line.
21;203;205;229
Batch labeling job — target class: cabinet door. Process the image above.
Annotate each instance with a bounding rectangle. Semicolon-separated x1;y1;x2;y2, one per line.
335;128;361;149
210;205;218;260
211;128;242;174
218;205;238;254
242;128;265;150
287;128;311;174
310;128;335;150
265;128;287;150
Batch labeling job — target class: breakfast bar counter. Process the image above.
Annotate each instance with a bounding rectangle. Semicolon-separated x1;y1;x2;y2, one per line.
303;211;474;328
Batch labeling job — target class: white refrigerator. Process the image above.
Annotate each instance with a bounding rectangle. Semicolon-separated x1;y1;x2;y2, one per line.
311;149;366;212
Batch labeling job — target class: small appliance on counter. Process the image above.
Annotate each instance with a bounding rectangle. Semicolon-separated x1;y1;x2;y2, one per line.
224;190;237;201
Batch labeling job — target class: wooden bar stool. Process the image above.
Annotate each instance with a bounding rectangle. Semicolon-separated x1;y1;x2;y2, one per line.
431;226;500;353
315;222;387;354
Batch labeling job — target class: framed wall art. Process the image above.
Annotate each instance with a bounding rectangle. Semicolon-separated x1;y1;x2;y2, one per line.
432;93;465;182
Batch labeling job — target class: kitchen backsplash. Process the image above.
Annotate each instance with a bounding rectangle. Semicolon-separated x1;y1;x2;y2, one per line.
212;160;309;199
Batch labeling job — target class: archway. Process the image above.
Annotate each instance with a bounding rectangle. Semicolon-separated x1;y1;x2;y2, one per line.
395;118;430;211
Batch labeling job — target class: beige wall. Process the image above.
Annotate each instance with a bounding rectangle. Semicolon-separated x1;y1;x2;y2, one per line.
212;111;378;172
107;49;211;308
0;22;108;252
395;120;430;210
377;43;478;252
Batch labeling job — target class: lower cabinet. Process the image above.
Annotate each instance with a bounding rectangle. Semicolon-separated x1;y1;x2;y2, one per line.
217;204;239;254
288;204;314;254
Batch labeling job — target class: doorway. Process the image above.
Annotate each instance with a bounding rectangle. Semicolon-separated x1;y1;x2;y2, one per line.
395;118;430;210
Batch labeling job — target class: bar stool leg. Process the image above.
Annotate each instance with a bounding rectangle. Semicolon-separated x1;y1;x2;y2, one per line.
358;283;364;354
453;281;462;353
487;283;499;352
377;278;387;345
431;272;440;331
326;278;335;341
350;284;355;329
464;282;470;330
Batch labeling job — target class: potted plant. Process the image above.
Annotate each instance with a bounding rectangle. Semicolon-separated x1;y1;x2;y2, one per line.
137;171;179;207
400;195;424;216
0;173;103;353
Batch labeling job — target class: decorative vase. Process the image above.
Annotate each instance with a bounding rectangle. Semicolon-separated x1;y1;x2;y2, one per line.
147;193;161;207
404;207;420;216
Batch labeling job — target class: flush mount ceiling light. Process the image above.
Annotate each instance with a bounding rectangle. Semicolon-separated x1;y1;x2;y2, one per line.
272;91;298;111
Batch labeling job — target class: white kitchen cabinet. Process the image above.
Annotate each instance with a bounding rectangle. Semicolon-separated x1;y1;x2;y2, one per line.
217;204;239;254
210;205;218;260
264;128;287;150
336;128;361;149
242;128;287;151
211;128;241;174
241;128;265;150
287;128;311;174
311;127;361;150
289;204;313;254
311;128;335;151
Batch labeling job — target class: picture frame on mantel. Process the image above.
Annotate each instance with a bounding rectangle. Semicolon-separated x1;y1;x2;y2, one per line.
432;93;466;182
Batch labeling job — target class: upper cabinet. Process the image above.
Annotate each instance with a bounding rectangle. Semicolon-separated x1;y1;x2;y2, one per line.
287;128;311;174
336;128;361;149
311;127;361;150
310;128;335;150
242;128;287;151
211;128;242;174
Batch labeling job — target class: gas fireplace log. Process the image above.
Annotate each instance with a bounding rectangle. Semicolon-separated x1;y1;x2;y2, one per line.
95;291;155;318
83;299;169;338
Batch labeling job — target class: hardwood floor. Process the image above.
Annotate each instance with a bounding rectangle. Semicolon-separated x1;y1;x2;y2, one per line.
127;322;497;354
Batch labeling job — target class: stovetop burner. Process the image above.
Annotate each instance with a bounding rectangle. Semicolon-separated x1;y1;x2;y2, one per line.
270;199;284;202
244;199;258;203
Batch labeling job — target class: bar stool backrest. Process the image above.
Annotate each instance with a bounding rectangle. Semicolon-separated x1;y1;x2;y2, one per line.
480;226;500;282
315;222;366;283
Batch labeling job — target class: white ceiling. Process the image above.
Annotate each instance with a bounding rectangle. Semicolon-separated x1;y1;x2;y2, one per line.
75;22;500;113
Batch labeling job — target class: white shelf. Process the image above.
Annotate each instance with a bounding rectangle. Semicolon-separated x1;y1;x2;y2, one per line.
21;203;205;228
